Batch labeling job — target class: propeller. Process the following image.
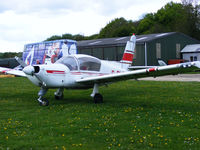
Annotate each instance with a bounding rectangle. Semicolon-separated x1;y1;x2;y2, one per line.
15;56;27;68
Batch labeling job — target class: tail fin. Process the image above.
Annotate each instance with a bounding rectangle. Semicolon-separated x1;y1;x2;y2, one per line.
120;34;136;65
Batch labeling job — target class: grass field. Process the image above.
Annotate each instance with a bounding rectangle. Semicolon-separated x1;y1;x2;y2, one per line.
0;77;200;149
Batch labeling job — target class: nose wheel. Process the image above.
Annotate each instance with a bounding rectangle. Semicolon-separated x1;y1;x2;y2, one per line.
37;88;49;106
38;97;49;106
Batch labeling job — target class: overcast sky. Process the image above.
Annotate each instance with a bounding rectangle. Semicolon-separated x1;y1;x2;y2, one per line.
0;0;183;52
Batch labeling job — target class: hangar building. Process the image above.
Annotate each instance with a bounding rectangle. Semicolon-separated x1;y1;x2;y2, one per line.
0;58;19;68
77;32;200;66
181;44;200;62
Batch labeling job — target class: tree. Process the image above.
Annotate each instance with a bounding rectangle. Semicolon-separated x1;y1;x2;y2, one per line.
136;2;200;40
46;35;62;41
45;33;99;41
98;17;136;38
0;52;22;58
137;2;187;34
136;13;155;34
181;0;200;39
73;34;85;41
85;34;99;40
61;33;73;40
181;0;198;6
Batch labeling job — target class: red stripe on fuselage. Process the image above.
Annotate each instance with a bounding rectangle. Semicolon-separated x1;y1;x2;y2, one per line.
46;70;65;74
71;72;107;76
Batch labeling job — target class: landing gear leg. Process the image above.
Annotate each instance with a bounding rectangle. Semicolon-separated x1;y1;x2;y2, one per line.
38;88;49;106
54;88;64;100
91;84;103;103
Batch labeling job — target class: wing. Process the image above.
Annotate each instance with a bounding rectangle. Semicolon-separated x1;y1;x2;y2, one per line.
76;61;200;85
0;67;26;77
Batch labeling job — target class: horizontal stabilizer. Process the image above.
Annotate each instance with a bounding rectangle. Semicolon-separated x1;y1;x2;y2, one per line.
129;60;167;70
158;60;167;66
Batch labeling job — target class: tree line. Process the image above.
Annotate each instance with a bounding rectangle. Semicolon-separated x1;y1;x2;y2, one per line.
0;52;22;59
46;1;200;41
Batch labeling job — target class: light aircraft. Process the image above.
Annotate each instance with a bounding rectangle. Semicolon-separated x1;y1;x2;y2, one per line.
1;34;200;106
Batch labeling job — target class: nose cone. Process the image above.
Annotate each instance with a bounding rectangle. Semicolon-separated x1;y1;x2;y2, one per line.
23;66;35;75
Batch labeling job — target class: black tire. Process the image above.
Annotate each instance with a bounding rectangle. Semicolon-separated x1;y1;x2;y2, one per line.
55;93;64;100
39;98;49;106
94;94;103;103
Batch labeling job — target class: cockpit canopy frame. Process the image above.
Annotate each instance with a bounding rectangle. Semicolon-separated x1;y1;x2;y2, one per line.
56;55;101;72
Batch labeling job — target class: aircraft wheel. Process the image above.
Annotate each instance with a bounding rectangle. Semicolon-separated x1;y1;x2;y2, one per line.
55;93;64;100
39;98;49;106
94;94;103;103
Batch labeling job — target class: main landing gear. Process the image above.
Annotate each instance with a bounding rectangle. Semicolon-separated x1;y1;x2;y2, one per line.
37;87;64;106
54;88;64;100
91;84;103;103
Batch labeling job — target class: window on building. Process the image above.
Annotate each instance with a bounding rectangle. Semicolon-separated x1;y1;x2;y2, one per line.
190;56;194;62
176;44;181;58
156;43;161;59
189;56;198;62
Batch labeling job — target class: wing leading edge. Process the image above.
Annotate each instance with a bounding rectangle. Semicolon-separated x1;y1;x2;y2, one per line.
76;61;200;85
0;67;26;77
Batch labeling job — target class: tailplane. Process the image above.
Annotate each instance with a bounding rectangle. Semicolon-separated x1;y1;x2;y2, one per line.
120;34;136;69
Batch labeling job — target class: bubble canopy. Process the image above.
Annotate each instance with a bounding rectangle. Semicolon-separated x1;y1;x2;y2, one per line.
56;55;101;71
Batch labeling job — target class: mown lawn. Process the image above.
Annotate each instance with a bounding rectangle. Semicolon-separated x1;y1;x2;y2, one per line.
0;77;200;149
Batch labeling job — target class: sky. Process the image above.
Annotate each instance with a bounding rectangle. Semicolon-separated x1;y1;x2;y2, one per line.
0;0;183;52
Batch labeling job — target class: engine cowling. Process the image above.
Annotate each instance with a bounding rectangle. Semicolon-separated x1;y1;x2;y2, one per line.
23;66;35;75
23;66;41;75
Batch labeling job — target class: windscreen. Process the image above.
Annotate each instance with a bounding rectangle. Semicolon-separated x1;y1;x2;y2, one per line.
56;56;78;71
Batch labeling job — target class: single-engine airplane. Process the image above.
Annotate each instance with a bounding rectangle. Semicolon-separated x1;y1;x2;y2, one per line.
1;34;200;106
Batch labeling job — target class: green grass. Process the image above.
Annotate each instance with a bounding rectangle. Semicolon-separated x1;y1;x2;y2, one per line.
0;77;200;149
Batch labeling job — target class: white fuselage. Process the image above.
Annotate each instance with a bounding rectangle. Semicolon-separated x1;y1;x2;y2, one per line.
25;55;127;89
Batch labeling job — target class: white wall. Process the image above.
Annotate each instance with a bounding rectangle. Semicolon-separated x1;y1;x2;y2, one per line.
182;53;200;61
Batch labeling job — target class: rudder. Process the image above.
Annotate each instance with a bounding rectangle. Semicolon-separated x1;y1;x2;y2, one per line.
120;34;136;65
